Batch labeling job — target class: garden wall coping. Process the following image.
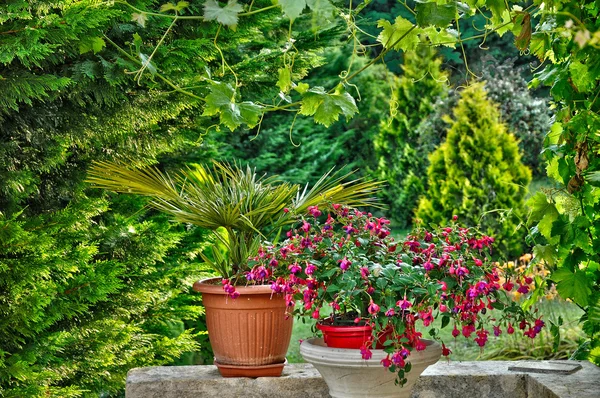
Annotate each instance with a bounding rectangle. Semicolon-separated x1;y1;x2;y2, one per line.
126;360;600;398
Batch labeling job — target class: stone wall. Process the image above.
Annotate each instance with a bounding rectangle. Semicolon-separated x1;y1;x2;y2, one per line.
126;360;600;398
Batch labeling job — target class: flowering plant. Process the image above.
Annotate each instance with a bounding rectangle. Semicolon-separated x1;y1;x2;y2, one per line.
238;205;544;385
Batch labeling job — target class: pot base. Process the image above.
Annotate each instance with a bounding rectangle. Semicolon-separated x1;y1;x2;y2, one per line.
214;358;288;378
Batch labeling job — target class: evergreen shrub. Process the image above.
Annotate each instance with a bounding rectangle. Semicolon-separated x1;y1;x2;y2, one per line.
416;83;531;258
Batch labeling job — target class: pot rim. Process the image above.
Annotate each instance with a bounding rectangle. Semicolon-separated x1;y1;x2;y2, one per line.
317;323;371;332
193;277;277;295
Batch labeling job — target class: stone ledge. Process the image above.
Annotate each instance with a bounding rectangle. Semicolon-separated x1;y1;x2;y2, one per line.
126;360;600;398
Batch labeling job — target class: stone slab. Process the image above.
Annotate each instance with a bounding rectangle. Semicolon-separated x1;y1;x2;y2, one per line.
126;361;600;398
411;360;600;398
126;363;330;398
508;361;582;375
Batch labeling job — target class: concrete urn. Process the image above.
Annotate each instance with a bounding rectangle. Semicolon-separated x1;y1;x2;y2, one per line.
300;338;441;398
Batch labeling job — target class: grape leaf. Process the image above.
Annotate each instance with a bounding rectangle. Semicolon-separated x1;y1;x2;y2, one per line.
277;67;292;93
79;37;105;55
514;13;532;51
377;16;421;52
203;0;244;28
553;268;592;307
203;82;263;131
299;86;358;127
306;0;335;21
570;60;594;93
280;0;306;20
423;27;457;48
533;244;557;266
131;12;147;27
415;1;456;28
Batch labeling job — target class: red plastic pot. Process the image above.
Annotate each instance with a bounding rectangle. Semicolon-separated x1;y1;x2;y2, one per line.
317;322;393;349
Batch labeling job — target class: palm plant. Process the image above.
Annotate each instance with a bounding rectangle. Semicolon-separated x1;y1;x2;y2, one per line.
86;161;381;278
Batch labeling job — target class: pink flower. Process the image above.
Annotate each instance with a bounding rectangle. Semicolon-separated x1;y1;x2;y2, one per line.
360;267;369;279
391;351;405;367
338;257;351;271
360;344;373;360
385;308;395;317
503;280;514;291
452;325;460;338
367;301;380;315
507;323;515;334
311;308;320;319
419;308;433;327
301;221;311;233
493;325;502;337
307;205;322;217
517;284;529;294
442;343;452;356
305;263;317;275
396;298;412;310
380;356;392;368
288;263;302;274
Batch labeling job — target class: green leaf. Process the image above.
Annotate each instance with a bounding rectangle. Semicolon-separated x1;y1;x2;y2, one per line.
441;315;450;329
553;268;592;307
299;86;358;127
570;60;594;93
79;37;106;55
203;0;244;28
423;27;457;48
277;67;292;93
306;0;335;21
203;82;263;131
377;16;421;52
514;13;532;51
294;82;309;94
131;12;147;27
415;1;456;28
279;0;306;20
533;244;557;266
160;2;177;12
527;192;560;241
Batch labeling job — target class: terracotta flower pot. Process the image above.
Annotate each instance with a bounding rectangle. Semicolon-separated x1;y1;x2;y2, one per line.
193;278;293;377
300;337;441;398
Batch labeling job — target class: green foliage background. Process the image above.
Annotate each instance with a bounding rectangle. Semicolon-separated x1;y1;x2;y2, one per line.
2;0;599;395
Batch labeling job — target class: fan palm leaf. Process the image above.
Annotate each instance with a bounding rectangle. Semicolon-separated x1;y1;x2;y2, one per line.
87;160;382;277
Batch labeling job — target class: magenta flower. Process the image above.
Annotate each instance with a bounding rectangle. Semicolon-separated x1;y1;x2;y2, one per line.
301;221;311;233
385;308;395;317
305;263;316;275
288;263;302;274
360;344;372;360
338;257;351;271
391;352;405;367
507;323;515;334
367;300;380;315
360;267;370;279
380;356;392;368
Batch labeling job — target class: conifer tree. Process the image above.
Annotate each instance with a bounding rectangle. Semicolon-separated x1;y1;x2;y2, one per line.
0;1;333;396
416;83;531;258
373;45;448;228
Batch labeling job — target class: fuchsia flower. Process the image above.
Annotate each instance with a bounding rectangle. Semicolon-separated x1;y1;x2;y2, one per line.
517;283;530;294
301;221;311;233
307;205;322;217
391;351;405;367
475;329;489;347
305;263;317;275
493;325;502;337
441;343;452;356
360;267;370;279
507;323;515;334
367;300;380;315
338;257;351;271
396;298;413;310
419;308;433;327
360;344;372;360
385;308;395;317
381;356;392;368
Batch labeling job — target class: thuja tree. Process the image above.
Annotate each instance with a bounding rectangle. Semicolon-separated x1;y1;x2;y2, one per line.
416;83;531;258
416;58;552;179
373;44;448;227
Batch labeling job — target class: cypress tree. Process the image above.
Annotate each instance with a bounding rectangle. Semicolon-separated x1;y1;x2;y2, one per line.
373;45;448;228
415;83;531;258
0;1;333;395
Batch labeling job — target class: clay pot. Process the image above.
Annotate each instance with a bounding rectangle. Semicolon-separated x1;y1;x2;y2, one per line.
300;337;441;398
193;278;293;377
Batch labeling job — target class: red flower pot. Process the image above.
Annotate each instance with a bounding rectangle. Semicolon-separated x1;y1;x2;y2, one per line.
317;322;393;349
